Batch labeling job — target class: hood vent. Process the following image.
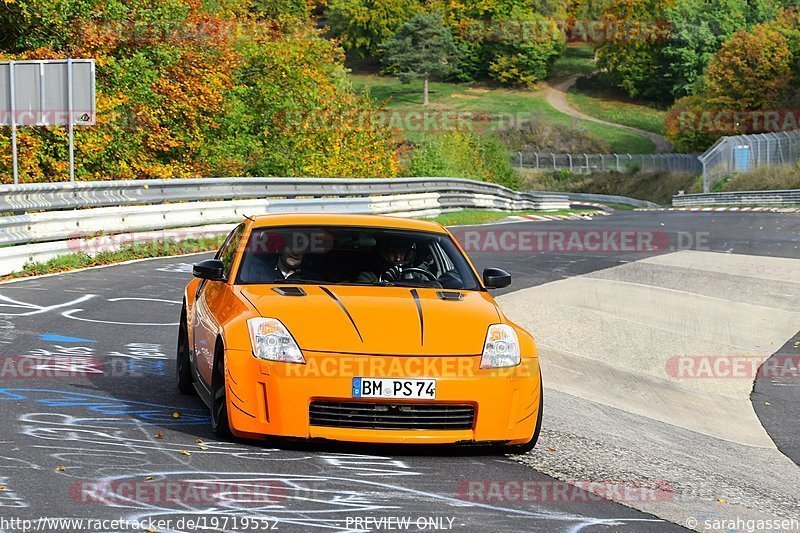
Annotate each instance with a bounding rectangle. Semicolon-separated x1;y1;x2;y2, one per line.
272;286;306;297
437;291;464;301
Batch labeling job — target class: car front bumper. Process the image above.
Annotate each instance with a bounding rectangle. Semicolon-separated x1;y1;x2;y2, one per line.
224;349;541;445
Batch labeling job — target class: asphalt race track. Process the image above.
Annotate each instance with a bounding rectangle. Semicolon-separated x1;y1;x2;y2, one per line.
0;210;797;532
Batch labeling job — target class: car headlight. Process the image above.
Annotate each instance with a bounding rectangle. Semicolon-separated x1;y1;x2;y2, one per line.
247;318;305;364
480;324;521;368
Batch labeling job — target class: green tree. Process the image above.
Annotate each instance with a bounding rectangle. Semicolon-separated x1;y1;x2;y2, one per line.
381;12;460;105
596;0;674;102
326;0;420;57
597;0;785;102
486;10;564;87
663;0;782;99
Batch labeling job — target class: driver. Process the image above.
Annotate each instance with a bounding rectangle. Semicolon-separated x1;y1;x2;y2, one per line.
274;245;306;280
238;234;310;283
357;237;427;284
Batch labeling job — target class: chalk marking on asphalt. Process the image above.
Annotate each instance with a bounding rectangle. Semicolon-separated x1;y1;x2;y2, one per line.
0;294;95;317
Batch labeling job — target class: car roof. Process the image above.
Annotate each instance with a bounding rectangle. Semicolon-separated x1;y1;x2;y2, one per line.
248;213;449;234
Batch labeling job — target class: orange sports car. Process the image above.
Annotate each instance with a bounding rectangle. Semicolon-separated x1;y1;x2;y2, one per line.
178;214;542;453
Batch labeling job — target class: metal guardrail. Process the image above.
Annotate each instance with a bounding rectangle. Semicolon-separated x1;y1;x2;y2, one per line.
0;177;564;215
565;192;659;209
0;178;570;247
672;189;800;207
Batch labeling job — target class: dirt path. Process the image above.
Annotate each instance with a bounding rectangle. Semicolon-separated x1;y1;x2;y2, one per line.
545;74;673;154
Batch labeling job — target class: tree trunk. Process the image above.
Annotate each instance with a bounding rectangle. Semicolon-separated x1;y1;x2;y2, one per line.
423;77;429;106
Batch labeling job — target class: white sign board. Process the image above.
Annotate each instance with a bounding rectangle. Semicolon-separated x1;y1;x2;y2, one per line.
0;59;95;126
1;59;95;184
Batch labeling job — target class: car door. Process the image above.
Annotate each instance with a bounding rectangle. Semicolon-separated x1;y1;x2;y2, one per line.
192;224;245;387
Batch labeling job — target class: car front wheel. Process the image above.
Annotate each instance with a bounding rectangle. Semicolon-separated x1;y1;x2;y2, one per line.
210;345;231;437
176;304;196;395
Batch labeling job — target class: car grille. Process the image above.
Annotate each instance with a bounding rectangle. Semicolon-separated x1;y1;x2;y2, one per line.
309;401;475;430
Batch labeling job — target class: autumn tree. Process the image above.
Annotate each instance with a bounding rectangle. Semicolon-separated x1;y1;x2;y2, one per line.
704;23;793;110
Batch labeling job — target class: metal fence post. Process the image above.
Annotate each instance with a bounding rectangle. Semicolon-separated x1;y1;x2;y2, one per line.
9;60;18;185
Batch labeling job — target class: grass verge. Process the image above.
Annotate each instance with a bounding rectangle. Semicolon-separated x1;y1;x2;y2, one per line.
3;236;226;281
567;76;667;136
550;44;596;78
430;209;577;226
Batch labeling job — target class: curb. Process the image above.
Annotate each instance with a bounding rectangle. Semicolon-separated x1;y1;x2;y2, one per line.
503;211;610;223
638;207;800;213
570;201;615;212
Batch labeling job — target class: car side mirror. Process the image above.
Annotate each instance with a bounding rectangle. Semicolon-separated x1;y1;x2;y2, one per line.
193;259;226;281
483;268;512;289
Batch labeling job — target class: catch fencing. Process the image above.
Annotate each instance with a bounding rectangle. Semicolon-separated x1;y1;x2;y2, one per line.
512;152;703;176
698;131;800;192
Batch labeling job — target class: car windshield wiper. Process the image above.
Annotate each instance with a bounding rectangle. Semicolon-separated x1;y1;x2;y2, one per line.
269;278;323;285
383;280;441;289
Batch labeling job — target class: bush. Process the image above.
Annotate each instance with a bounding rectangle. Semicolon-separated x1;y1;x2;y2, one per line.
664;95;722;152
405;132;520;189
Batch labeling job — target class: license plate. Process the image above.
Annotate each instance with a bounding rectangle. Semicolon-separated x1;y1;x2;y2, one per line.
352;378;436;399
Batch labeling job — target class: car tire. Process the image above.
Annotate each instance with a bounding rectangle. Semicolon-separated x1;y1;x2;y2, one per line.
501;376;543;455
210;343;231;438
176;304;196;395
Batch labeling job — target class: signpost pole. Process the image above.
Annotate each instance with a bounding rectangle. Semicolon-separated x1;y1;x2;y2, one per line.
67;58;75;183
9;60;18;185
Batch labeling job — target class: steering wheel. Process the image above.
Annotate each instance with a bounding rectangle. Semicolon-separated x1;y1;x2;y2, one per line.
403;267;438;281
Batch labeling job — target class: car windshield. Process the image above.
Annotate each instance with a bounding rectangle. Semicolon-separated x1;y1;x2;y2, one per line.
235;226;481;290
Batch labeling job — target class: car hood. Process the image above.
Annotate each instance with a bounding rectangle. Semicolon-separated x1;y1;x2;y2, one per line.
237;285;501;356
